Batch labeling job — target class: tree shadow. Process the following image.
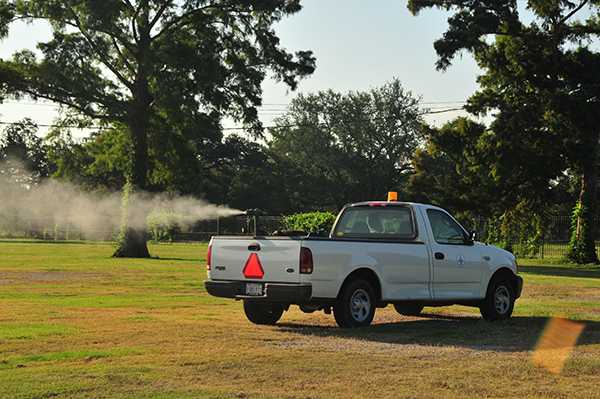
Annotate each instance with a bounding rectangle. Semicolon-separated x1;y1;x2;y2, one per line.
520;265;600;279
278;314;600;352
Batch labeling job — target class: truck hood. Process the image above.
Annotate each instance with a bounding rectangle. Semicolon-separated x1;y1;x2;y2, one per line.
477;242;517;272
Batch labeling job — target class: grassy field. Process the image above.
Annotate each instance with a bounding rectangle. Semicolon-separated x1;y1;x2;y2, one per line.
1;241;599;399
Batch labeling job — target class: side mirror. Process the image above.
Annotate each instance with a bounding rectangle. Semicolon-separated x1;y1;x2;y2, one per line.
470;231;477;242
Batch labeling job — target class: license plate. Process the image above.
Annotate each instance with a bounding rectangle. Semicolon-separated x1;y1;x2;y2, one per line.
245;283;263;296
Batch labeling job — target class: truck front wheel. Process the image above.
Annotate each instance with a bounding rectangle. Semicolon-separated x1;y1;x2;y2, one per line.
480;279;515;321
243;301;285;325
333;279;376;328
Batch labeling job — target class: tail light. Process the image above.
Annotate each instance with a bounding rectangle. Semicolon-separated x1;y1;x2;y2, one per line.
206;244;212;271
300;247;313;274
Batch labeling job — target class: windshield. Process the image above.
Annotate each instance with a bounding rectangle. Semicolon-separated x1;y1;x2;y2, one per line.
332;205;416;240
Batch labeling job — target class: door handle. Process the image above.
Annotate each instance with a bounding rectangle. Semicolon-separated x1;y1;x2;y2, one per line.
248;243;261;251
434;252;445;260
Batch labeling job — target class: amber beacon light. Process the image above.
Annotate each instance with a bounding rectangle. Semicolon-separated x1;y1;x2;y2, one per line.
387;191;398;202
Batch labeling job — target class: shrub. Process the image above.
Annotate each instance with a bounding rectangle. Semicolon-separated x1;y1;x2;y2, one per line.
147;209;182;242
283;211;337;234
484;202;543;258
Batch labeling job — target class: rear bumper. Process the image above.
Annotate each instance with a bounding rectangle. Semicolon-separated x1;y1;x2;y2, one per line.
514;275;523;299
204;280;312;303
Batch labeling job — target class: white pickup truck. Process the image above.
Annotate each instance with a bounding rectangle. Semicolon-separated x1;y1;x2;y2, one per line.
204;199;523;328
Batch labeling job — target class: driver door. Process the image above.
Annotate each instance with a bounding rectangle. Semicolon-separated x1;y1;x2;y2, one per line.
426;209;483;300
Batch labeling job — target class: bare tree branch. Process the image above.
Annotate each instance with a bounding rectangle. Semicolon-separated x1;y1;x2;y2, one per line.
559;0;590;26
64;6;134;91
111;36;135;74
18;87;119;121
149;0;172;30
130;0;142;42
151;2;246;41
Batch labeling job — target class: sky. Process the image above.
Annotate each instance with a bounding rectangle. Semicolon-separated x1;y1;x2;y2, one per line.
259;0;480;127
0;1;484;138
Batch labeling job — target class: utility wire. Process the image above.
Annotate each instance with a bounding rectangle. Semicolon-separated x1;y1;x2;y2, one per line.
422;107;465;115
0;121;101;129
0;100;468;108
0;107;467;131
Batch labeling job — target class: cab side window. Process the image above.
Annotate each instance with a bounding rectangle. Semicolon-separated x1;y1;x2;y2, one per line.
427;209;467;245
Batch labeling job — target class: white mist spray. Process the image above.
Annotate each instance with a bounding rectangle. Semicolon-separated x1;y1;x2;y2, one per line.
0;161;244;239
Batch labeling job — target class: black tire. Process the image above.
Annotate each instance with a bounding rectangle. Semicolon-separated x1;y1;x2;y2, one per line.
243;301;285;325
333;279;376;328
479;278;515;321
393;303;424;316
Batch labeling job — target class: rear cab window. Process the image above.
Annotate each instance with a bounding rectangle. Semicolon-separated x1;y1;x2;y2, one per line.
332;205;417;241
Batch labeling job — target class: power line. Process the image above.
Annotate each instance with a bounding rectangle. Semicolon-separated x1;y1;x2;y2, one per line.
0;100;468;108
423;107;465;115
0;107;466;132
420;101;468;105
0;121;101;129
0;100;61;107
257;105;464;115
223;107;467;130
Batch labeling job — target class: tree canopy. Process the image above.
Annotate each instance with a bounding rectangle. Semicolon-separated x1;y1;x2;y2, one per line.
1;0;315;256
408;0;600;263
0;118;47;185
269;79;424;209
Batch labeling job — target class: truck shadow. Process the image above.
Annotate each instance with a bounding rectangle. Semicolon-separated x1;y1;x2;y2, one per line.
519;265;600;279
278;314;600;352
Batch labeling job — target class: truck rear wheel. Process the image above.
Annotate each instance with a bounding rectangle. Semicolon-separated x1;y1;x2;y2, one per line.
480;278;515;321
243;301;284;325
393;303;424;316
333;279;376;328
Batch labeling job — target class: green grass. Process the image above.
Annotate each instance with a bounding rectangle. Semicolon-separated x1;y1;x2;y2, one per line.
1;241;600;398
0;323;74;340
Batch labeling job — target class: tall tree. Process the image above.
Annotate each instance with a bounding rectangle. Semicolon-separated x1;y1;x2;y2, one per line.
206;135;292;213
269;79;423;209
408;118;498;217
408;0;600;263
2;0;315;257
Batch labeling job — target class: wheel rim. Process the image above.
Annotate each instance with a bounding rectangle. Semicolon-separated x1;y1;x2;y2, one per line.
494;285;511;315
350;288;371;322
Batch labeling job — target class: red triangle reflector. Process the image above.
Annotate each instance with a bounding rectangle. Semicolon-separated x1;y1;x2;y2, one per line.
242;253;264;279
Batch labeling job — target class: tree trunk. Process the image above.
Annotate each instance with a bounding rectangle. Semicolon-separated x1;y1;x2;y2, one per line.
113;34;152;258
567;136;599;264
112;104;151;258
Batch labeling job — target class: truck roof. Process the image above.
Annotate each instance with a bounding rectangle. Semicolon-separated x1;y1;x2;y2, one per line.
346;201;446;212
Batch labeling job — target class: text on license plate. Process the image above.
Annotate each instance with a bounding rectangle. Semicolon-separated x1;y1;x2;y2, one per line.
245;283;263;296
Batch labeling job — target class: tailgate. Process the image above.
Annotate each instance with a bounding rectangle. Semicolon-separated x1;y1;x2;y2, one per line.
209;237;301;283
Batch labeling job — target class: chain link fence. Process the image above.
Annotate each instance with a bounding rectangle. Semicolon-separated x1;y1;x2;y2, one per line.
468;215;599;259
0;215;286;243
1;213;597;259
